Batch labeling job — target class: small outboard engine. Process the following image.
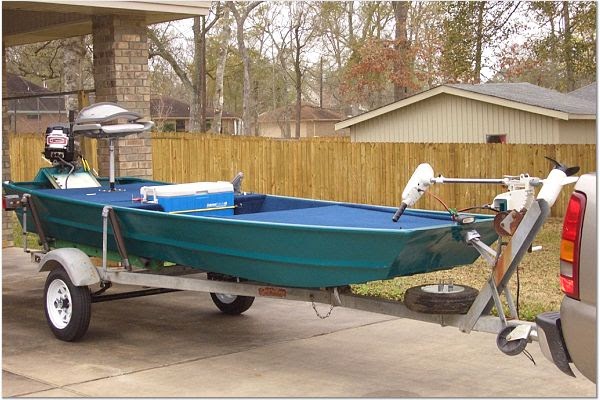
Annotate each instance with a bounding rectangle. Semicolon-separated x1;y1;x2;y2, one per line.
44;125;75;163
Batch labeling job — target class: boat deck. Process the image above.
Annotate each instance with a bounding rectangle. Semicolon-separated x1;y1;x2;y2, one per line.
223;204;450;230
36;183;457;230
37;182;164;210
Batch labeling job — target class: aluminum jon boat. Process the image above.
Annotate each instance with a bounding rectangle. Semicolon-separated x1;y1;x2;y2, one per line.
3;169;497;288
3;102;497;288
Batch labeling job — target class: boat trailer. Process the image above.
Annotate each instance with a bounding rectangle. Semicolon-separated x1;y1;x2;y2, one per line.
10;159;579;361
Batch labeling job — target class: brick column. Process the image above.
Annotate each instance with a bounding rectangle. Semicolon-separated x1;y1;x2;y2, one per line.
92;15;152;179
2;45;13;247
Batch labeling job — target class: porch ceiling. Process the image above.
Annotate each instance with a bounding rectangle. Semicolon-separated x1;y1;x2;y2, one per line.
3;1;211;46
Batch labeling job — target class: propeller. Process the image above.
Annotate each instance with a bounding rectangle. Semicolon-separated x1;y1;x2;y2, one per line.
545;156;580;177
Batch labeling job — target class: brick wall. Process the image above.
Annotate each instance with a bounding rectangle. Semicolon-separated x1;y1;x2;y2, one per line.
3;45;14;247
92;14;152;179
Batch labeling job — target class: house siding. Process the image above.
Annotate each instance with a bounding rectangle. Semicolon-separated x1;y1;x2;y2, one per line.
258;121;342;138
348;93;578;144
558;120;596;144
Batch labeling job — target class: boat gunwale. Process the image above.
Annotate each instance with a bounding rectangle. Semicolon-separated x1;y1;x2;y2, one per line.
3;180;494;235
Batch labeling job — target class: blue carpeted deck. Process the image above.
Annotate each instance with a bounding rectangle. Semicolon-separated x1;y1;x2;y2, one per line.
224;204;451;230
38;184;455;230
38;183;164;210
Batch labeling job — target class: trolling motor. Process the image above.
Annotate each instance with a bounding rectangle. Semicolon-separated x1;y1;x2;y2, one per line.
39;103;154;190
392;163;434;222
393;159;580;223
72;102;154;191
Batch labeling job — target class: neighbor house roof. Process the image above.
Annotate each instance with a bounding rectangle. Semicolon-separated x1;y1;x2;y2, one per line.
150;96;239;119
336;83;596;130
568;83;597;103
259;104;343;123
449;82;596;115
6;73;65;113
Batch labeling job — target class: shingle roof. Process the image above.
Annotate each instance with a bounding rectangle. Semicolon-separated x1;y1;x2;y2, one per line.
150;96;239;119
449;82;596;115
6;73;65;112
259;104;343;122
568;83;597;104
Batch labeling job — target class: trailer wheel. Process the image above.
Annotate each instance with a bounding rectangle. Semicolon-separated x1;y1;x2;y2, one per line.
404;284;478;314
210;292;255;315
44;266;91;341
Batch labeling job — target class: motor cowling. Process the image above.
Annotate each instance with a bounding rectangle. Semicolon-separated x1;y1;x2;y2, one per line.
44;125;75;163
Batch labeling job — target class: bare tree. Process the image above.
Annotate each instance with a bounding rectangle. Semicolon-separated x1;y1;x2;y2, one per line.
211;4;232;134
62;36;87;112
227;1;263;135
148;7;220;133
191;11;221;132
265;2;318;138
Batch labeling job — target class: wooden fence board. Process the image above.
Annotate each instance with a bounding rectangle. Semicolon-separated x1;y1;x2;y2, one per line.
7;133;596;217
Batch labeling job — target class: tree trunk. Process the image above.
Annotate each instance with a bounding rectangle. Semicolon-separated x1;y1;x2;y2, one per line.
319;57;323;108
294;22;302;138
190;16;202;132
393;1;409;101
200;16;207;132
211;7;231;134
562;1;575;91
62;37;86;112
347;1;355;48
239;21;252;135
228;2;263;136
473;1;485;84
295;73;301;138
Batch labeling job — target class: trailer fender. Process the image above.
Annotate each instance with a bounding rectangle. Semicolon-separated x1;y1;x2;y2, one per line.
38;248;100;286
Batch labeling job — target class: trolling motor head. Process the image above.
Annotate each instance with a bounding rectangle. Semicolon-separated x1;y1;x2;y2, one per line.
72;102;155;191
392;163;434;222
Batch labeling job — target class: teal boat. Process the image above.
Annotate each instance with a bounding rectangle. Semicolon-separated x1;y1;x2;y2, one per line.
3;168;497;288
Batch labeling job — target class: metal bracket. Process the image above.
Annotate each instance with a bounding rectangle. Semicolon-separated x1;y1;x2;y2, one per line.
21;194;50;253
507;324;533;342
465;230;497;266
102;206;131;272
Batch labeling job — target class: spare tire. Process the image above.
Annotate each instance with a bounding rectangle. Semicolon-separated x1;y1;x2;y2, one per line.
404;284;478;314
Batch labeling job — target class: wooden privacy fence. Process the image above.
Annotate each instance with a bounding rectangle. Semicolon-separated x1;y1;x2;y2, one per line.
8;133;596;217
8;134;98;182
151;134;595;217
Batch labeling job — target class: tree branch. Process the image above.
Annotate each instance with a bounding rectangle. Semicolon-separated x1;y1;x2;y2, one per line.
147;28;193;91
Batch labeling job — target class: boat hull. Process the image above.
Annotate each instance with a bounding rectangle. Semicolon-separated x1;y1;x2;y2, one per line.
4;178;498;288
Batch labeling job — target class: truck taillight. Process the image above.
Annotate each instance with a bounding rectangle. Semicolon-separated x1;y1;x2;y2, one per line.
559;191;586;300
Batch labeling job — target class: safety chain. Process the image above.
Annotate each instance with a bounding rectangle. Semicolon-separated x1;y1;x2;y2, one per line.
309;294;335;319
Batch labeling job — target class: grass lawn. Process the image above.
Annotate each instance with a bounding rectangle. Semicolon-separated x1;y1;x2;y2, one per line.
11;214;564;322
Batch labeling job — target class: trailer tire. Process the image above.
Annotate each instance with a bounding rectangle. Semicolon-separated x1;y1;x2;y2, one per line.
404;284;478;314
210;292;255;315
44;266;92;341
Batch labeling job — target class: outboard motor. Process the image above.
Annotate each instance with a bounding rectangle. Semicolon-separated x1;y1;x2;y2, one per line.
44;125;75;163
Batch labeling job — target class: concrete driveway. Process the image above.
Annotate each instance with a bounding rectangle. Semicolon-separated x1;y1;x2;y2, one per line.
2;247;596;397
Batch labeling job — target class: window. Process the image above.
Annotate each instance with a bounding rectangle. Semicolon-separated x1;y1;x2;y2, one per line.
486;134;507;144
175;119;186;132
